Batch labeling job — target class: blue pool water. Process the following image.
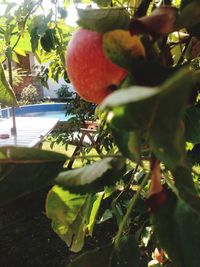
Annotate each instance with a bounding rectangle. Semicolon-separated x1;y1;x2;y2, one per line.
1;103;72;121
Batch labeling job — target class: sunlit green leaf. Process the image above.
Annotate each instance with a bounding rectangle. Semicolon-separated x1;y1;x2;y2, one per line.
46;186;95;252
14;47;26;57
10;33;32;52
87;192;104;235
12;51;19;63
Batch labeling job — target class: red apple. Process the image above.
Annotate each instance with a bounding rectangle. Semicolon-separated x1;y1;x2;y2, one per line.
65;28;128;104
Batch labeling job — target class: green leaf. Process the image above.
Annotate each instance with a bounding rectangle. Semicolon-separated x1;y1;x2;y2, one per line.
14;47;26;57
176;1;200;31
97;209;113;224
87;192;104;235
0;146;66;206
55;157;126;194
151;189;200;267
110;235;140;267
40;29;56;52
101;86;159;109
77;7;130;33
12;51;19;63
172;166;200;215
103;42;175;85
10;33;32;52
0;63;17;107
149;68;192;168
111;115;141;163
46;187;95;252
184;106;200;144
150;190;181;266
30;27;40;52
173;198;200;267
101;67;193;168
67;243;113;267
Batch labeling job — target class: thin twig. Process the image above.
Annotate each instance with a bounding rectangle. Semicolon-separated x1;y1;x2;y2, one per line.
176;36;192;65
114;172;150;249
113;164;140;203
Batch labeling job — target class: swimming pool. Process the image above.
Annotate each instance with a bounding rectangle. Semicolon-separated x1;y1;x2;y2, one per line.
1;103;72;121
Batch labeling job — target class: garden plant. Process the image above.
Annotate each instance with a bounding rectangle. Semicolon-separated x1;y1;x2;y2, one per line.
0;0;200;266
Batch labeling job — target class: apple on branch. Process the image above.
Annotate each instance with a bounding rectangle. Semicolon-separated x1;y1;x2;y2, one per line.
66;28;129;104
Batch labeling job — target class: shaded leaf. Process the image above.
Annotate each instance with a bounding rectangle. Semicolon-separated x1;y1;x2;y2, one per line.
0;63;17;107
77;7;130;33
102;67;193;168
103;32;177;86
149;189;181;266
46;187;94;252
129;6;177;36
176;1;200;31
0;146;66;206
40;29;57;52
30;27;40;52
55;157;126;194
150;189;200;267
173;198;200;267
111;115;141;162
111;235;140;267
97;209;113;224
184;106;200;144
172;166;200;215
67;243;113;267
148;68;192;168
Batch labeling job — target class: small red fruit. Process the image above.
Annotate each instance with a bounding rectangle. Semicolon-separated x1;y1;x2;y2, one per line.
66;28;128;104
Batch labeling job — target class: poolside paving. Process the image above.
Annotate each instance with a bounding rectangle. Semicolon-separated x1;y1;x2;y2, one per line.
0;117;58;147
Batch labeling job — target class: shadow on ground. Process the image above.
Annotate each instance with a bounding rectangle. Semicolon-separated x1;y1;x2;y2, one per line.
0;187;69;267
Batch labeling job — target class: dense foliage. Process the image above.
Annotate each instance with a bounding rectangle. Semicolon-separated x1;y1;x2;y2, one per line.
0;0;200;266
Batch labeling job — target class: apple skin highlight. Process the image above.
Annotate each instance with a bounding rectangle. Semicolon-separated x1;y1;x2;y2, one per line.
66;28;128;104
